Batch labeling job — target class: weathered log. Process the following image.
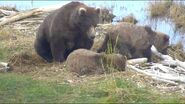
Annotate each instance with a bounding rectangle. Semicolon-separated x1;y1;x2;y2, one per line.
0;62;9;67
151;45;173;60
160;60;177;67
127;64;185;83
151;63;170;73
152;77;178;85
151;45;185;69
176;59;185;69
127;58;147;65
0;62;10;72
0;9;17;16
127;65;178;85
0;9;42;26
160;59;185;69
0;5;62;26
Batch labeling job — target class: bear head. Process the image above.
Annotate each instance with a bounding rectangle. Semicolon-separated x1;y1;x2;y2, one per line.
154;32;170;54
69;2;101;40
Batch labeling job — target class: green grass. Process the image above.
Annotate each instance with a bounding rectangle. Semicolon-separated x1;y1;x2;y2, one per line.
0;47;9;61
0;73;183;103
0;73;73;103
0;45;22;62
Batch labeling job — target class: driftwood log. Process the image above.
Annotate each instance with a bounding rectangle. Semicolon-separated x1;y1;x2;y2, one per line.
127;45;185;85
0;9;17;16
0;5;62;26
127;58;147;65
0;62;11;72
151;45;185;69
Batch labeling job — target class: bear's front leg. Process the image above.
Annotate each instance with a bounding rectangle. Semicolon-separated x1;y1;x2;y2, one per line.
50;41;66;62
143;45;152;62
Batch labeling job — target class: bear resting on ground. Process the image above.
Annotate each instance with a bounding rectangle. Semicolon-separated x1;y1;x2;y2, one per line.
66;49;126;76
34;2;100;62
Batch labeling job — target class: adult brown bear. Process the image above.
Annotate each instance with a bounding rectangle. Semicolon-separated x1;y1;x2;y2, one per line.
34;2;100;62
95;22;169;62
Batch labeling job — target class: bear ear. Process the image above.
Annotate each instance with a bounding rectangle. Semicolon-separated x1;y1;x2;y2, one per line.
78;7;87;16
96;7;101;14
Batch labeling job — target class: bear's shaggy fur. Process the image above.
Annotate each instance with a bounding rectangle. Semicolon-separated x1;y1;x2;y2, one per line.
34;2;100;62
94;22;169;62
66;49;126;76
154;32;169;54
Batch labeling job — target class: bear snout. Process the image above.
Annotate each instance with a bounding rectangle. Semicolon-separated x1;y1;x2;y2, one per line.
90;34;95;40
88;26;96;40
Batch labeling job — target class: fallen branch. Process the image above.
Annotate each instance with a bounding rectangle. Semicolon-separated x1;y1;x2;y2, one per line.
176;59;185;69
0;9;17;16
151;63;170;73
151;45;185;69
127;64;185;84
0;62;9;67
0;62;11;72
0;9;43;26
0;4;62;26
152;77;178;85
151;45;173;60
127;58;147;65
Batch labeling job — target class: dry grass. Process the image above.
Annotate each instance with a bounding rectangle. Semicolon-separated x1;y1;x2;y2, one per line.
120;14;138;24
0;26;34;61
0;26;85;82
169;4;185;34
148;1;171;20
148;1;185;35
168;42;185;61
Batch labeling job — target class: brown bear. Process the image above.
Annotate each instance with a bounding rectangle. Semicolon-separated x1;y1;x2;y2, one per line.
93;22;169;62
153;31;170;54
34;2;101;62
66;49;126;76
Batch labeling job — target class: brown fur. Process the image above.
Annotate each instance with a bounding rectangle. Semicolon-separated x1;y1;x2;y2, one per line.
66;49;126;76
96;22;156;62
94;22;170;62
154;32;170;54
34;2;100;62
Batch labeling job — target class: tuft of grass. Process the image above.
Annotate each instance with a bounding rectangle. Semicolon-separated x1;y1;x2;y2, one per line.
168;42;185;61
106;33;120;54
0;48;9;61
120;14;138;24
102;34;121;73
148;1;172;20
0;26;35;61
